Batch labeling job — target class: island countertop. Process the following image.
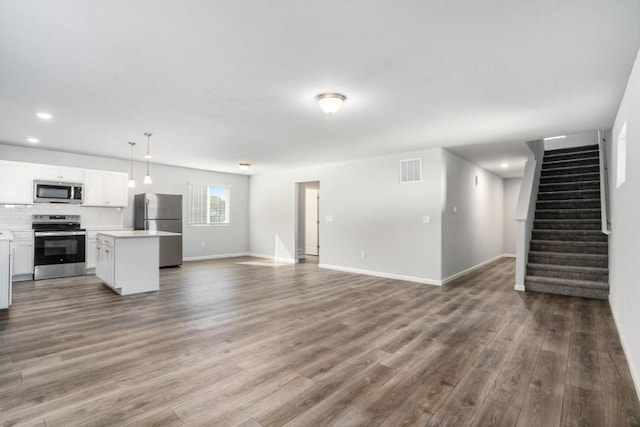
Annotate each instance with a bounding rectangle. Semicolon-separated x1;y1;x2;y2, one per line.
97;230;181;238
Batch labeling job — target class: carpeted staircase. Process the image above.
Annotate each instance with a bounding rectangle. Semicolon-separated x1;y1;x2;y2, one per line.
525;144;609;299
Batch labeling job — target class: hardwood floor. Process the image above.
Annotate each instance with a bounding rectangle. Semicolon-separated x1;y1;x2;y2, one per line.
1;257;638;426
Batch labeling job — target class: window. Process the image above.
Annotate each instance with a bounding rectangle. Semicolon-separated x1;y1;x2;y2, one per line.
188;183;230;224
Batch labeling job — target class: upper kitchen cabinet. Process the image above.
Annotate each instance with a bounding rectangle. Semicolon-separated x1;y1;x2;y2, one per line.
83;170;128;207
34;165;84;182
0;161;34;204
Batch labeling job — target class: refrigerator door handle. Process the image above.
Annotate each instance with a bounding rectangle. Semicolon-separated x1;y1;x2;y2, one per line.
145;199;149;230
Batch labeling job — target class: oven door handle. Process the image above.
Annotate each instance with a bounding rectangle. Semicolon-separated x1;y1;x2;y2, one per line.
34;231;87;237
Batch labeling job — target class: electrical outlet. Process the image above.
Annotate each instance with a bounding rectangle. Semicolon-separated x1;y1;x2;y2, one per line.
201;241;205;248
453;206;457;214
361;251;367;259
422;215;431;224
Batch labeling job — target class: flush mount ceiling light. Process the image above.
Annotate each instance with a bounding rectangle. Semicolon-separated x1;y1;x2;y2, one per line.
238;163;251;172
315;93;347;114
543;135;567;141
36;112;53;120
500;163;509;168
144;132;153;185
127;142;136;188
26;137;40;143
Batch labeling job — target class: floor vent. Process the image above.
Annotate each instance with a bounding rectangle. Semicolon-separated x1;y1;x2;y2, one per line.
400;158;422;183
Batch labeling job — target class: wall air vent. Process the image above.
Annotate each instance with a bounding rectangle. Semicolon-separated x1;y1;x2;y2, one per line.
399;158;422;183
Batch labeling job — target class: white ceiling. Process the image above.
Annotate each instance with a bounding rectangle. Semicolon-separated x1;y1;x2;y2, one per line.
445;141;531;179
1;1;639;175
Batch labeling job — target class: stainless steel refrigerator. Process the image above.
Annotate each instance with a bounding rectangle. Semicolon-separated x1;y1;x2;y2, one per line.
134;193;183;267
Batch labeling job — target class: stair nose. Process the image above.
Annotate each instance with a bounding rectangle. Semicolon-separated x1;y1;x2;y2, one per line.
525;275;608;299
530;240;608;254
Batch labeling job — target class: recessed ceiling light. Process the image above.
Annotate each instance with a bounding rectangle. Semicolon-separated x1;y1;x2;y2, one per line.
238;163;251;172
315;93;347;114
26;137;40;143
36;112;54;120
543;135;566;141
500;163;509;168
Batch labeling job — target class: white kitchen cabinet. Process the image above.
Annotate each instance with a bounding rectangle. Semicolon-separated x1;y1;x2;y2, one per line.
95;235;115;287
34;165;84;182
83;170;128;207
0;161;34;204
12;231;34;279
86;235;97;270
0;233;13;309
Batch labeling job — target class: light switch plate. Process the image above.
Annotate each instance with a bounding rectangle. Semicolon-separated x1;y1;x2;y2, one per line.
325;215;334;222
422;215;431;224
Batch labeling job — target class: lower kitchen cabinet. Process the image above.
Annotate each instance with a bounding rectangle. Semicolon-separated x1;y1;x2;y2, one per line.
12;231;34;281
96;232;159;295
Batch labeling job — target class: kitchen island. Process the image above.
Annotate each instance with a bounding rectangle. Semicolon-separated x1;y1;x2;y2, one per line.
96;230;181;295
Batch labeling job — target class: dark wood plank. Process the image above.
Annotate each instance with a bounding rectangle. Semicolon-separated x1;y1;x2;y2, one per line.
0;256;637;426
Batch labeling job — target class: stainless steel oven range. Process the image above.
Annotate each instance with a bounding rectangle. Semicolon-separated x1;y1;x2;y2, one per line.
33;215;86;280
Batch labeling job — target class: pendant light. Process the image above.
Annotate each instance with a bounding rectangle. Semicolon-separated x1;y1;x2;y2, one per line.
144;132;153;184
127;142;136;188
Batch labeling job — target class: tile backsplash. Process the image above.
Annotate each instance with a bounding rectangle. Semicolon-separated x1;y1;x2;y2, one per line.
0;204;124;229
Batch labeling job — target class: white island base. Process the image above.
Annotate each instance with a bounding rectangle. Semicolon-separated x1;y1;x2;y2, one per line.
96;231;179;295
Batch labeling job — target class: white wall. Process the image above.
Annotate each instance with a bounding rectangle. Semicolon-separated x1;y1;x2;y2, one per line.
503;178;521;255
249;148;444;283
0;143;249;259
441;149;504;280
544;131;599;151
608;47;640;397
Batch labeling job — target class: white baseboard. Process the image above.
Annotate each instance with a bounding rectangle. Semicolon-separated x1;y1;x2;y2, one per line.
609;299;640;402
318;263;441;286
514;284;525;292
440;254;506;285
248;253;297;264
183;252;249;262
502;253;516;258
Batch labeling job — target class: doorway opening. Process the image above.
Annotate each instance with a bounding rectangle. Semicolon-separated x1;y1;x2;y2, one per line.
296;181;320;264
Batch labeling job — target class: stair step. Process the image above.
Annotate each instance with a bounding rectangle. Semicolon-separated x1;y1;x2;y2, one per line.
533;219;601;230
540;164;600;176
537;189;600;201
543;149;600;162
542;157;600;169
544;144;599;155
536;199;601;210
530;240;608;254
538;180;600;192
527;263;608;282
531;229;607;242
535;209;601;220
528;251;608;268
540;172;601;184
525;275;608;299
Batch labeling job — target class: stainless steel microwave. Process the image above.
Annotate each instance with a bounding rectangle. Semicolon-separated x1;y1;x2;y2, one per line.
33;180;84;204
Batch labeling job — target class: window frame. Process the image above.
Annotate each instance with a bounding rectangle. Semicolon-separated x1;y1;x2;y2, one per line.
188;182;231;226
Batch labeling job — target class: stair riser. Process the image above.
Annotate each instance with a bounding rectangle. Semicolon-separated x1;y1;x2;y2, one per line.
541;165;599;176
540;173;600;184
530;242;608;254
544;151;599;162
545;145;598;155
539;182;600;192
537;191;600;201
531;230;607;242
526;266;608;282
525;282;608;299
528;254;608;268
543;158;599;169
535;210;601;220
536;200;600;209
534;221;601;230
